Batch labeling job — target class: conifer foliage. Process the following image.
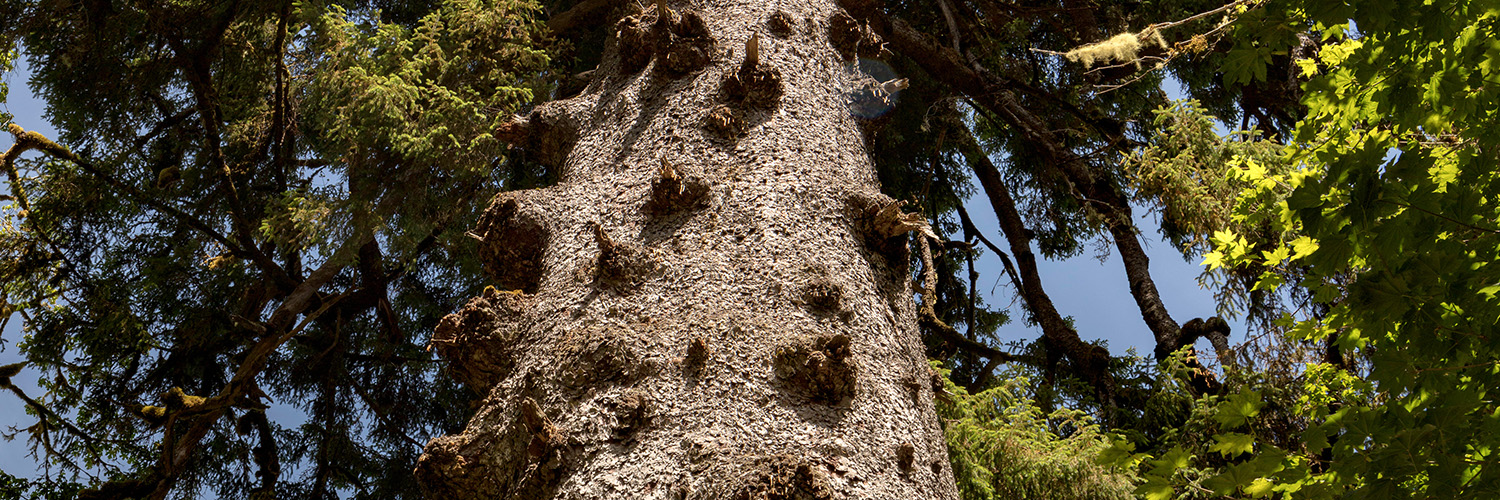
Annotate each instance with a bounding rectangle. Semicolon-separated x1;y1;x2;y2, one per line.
0;1;548;497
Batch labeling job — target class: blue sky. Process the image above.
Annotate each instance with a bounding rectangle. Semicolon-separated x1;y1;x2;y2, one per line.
0;56;1239;480
1;55;61;480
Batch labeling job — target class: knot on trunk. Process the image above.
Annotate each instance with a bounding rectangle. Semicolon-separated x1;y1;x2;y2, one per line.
732;455;835;500
474;197;547;293
415;435;489;498
849;194;936;260
429;290;531;394
616;13;654;73
609;389;653;442
797;264;850;320
591;223;660;288
646;159;710;215
901;365;940;405
896;442;916;472
520;397;560;459
705;104;746;138
652;3;717;75
417;395;566;498
774;333;856;405
493;101;580;168
555;326;648;389
723;33;783;107
800;277;843;313
683;336;711;374
827;9;886;61
767;11;797;38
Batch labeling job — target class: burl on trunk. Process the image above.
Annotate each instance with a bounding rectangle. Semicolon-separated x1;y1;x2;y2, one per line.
417;1;958;498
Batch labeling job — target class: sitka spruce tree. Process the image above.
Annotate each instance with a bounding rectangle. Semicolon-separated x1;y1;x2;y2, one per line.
0;0;967;497
414;0;960;497
0;0;1324;498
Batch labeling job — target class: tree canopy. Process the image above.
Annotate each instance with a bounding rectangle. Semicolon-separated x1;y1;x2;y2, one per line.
0;0;1495;498
1108;0;1500;497
0;1;551;497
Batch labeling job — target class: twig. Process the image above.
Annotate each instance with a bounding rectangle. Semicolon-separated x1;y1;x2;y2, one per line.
1148;0;1259;32
955;204;1025;293
1030;0;1263;94
1383;199;1500;235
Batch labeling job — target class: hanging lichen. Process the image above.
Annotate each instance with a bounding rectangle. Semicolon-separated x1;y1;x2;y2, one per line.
1063;29;1166;69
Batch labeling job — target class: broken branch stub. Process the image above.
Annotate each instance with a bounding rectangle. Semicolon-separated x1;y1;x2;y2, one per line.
872;199;938;241
705;104;746;138
591;223;659;287
767;11;797;38
429;291;530;395
654;6;718;75
615;13;655;73
773;333;857;405
520;397;559;459
609;389;652;441
684;336;711;374
828;10;861;61
646;158;710;215
734;455;836;499
724;32;784;106
896;442;916;472
827;9;887;61
492;102;580;168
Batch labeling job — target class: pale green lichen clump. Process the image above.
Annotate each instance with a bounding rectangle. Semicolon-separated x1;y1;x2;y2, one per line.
1064;30;1166;69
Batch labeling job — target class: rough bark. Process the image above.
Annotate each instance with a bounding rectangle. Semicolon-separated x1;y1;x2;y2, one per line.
417;2;959;499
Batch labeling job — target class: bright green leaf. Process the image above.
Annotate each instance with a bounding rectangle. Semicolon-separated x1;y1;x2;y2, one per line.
1210;432;1257;457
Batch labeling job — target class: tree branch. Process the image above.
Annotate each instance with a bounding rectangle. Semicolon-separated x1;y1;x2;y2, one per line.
916;232;1018;364
2;124;299;292
939;108;1118;407
954;203;1023;293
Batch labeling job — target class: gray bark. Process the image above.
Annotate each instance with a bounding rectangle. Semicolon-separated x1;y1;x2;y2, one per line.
416;1;959;499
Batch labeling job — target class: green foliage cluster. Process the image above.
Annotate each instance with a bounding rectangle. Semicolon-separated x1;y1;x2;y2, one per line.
933;361;1136;500
0;0;550;497
304;0;548;169
1126;100;1284;259
1124;100;1309;333
1103;0;1500;498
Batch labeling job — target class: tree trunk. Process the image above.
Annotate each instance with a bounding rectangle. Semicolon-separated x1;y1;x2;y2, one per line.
415;1;959;498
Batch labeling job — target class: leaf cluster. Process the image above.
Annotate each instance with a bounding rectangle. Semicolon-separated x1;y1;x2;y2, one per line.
933;361;1137;500
1119;0;1500;497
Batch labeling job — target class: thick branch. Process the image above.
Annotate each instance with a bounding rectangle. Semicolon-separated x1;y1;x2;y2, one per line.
2;125;299;292
954;204;1023;293
944;114;1116;405
149;245;352;499
853;4;1194;364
